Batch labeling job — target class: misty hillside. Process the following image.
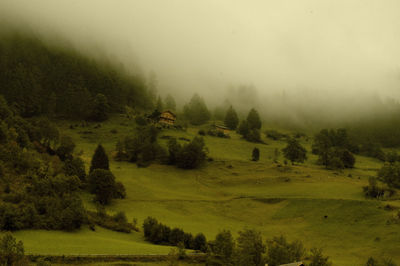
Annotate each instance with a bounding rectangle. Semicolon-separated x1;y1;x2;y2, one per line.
0;31;152;118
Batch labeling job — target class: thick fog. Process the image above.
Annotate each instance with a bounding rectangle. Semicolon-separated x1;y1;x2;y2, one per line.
1;0;400;122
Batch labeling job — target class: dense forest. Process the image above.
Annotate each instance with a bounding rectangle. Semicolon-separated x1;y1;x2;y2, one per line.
0;31;153;119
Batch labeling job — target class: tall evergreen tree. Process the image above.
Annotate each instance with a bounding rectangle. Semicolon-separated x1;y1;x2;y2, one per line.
183;94;211;125
91;93;109;122
90;144;109;173
224;106;239;130
246;108;262;130
164;94;176;111
156;96;164;111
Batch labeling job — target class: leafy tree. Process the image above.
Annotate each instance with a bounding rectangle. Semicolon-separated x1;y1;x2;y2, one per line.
167;138;182;165
91;93;109;121
90;144;109;173
183;94;211;125
236;229;265;266
64;157;86;182
193;233;207;252
378;162;400;188
252;148;260;161
309;247;332;266
88;169;117;205
0;232;25;266
210;230;235;265
246;108;262;130
224;106;239;130
282;138;307;164
176;137;208;169
56;135;75;161
164;94;176;111
265;236;305;266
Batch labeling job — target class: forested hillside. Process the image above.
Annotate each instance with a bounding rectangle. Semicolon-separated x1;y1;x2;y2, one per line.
0;31;152;119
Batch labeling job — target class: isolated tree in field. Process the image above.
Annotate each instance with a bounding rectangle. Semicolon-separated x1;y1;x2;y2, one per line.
246;108;262;130
90;144;109;173
183;94;211;125
91;93;109;121
88;169;117;205
252;147;260;161
282;138;307;164
236;229;265;266
164;94;176;111
0;232;25;266
224;106;239;130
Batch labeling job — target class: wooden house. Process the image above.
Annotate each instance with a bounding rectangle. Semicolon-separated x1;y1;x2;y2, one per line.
215;124;230;135
159;110;176;125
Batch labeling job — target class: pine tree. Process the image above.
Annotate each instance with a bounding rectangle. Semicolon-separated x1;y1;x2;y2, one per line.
164;94;176;111
246;108;262;130
224;106;239;130
91;93;109;121
90;144;109;173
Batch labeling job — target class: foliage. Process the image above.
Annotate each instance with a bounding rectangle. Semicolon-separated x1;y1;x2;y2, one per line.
309;247;332;266
265;130;288;141
176;137;208;169
0;232;25;266
55;135;75;161
142;217;205;250
208;230;235;266
312;129;356;168
0;31;152;118
91;93;109;122
236;229;265;266
64;157;86;182
282;138;307;164
183;94;211;125
377;162;400;188
87;209;136;233
88;169;123;205
224;106;239;130
89;144;109;173
252;148;260;161
238;109;263;143
164;94;176;111
265;235;305;266
246;108;262;130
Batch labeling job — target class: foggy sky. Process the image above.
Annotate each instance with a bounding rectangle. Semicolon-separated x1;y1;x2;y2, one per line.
1;0;400;106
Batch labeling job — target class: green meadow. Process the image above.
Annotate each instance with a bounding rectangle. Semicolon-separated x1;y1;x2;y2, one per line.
12;116;400;265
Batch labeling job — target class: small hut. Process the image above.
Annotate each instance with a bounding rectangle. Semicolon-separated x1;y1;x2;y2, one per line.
159;110;176;125
215;124;230;135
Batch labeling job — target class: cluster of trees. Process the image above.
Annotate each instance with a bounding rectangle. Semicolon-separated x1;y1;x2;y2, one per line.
312;129;356;169
237;109;262;143
143;217;207;252
0;31;153;119
183;94;211;125
0;233;26;266
88;144;125;205
0;96;87;231
116;125;208;169
282;138;307;165
206;230;331;266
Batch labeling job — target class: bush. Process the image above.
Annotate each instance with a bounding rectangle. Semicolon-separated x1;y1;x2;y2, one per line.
252;148;260;161
64;157;86;182
198;129;206;136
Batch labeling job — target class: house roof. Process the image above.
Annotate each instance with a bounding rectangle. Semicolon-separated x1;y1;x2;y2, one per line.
278;262;304;266
160;110;176;117
215;124;229;130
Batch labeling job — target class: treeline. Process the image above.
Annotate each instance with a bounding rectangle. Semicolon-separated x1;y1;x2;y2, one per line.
0;31;152;119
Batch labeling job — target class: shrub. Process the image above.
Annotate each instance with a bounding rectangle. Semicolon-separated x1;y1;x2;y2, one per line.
64;157;86;182
252;148;260;161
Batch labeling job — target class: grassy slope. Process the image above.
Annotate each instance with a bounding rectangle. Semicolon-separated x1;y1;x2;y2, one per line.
13;116;400;265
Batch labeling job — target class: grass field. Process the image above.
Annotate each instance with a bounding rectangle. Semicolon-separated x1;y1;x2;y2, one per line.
11;115;400;265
